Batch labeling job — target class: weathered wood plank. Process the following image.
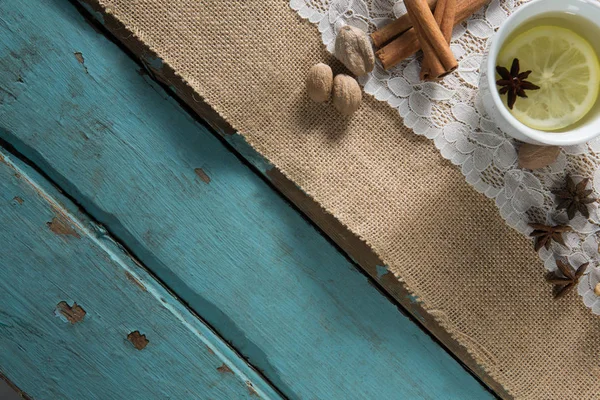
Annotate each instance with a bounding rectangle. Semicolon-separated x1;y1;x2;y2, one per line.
0;1;493;398
73;0;509;397
0;150;280;400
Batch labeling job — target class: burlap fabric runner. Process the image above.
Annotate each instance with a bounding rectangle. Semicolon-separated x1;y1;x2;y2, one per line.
96;0;600;397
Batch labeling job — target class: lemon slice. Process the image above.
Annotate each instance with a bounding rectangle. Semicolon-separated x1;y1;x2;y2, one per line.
497;26;600;131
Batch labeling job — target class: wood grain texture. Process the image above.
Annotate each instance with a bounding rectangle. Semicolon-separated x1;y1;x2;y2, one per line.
73;0;508;397
0;150;280;400
0;1;493;398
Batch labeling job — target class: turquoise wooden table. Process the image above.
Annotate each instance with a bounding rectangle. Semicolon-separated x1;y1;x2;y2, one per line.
0;1;498;398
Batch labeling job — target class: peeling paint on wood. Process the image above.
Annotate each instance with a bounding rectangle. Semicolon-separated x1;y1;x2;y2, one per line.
47;216;81;238
12;196;23;204
246;381;260;397
127;331;149;350
217;364;233;374
194;168;211;184
125;271;147;291
73;51;88;73
74;51;85;64
55;301;86;324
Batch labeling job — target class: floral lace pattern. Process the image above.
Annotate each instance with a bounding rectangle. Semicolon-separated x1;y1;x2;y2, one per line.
290;0;600;313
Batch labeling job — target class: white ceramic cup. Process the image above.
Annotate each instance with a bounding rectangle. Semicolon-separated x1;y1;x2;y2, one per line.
480;0;600;145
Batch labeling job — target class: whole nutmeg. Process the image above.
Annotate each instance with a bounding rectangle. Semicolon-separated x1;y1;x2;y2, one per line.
306;63;333;102
518;144;561;170
335;25;375;76
332;74;362;115
595;283;600;297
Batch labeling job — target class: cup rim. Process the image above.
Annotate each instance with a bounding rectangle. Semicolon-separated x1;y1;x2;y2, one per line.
486;0;600;146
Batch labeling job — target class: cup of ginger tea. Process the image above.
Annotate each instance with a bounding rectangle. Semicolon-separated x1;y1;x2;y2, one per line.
480;0;600;145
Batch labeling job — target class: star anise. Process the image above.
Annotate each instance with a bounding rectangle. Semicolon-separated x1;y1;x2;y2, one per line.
529;223;572;252
547;259;588;298
496;58;540;109
552;175;596;220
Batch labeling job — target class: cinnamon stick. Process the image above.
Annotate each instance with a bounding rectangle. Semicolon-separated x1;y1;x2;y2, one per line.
437;0;457;39
408;16;445;81
404;0;457;76
370;0;437;48
376;0;489;70
420;0;456;80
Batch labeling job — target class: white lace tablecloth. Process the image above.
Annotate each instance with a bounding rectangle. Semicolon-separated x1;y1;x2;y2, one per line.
290;0;600;313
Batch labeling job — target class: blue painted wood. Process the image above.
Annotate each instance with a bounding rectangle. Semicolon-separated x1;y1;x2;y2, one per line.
0;1;493;398
0;150;280;399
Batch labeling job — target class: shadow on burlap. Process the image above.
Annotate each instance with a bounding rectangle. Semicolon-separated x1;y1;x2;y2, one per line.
96;0;600;397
